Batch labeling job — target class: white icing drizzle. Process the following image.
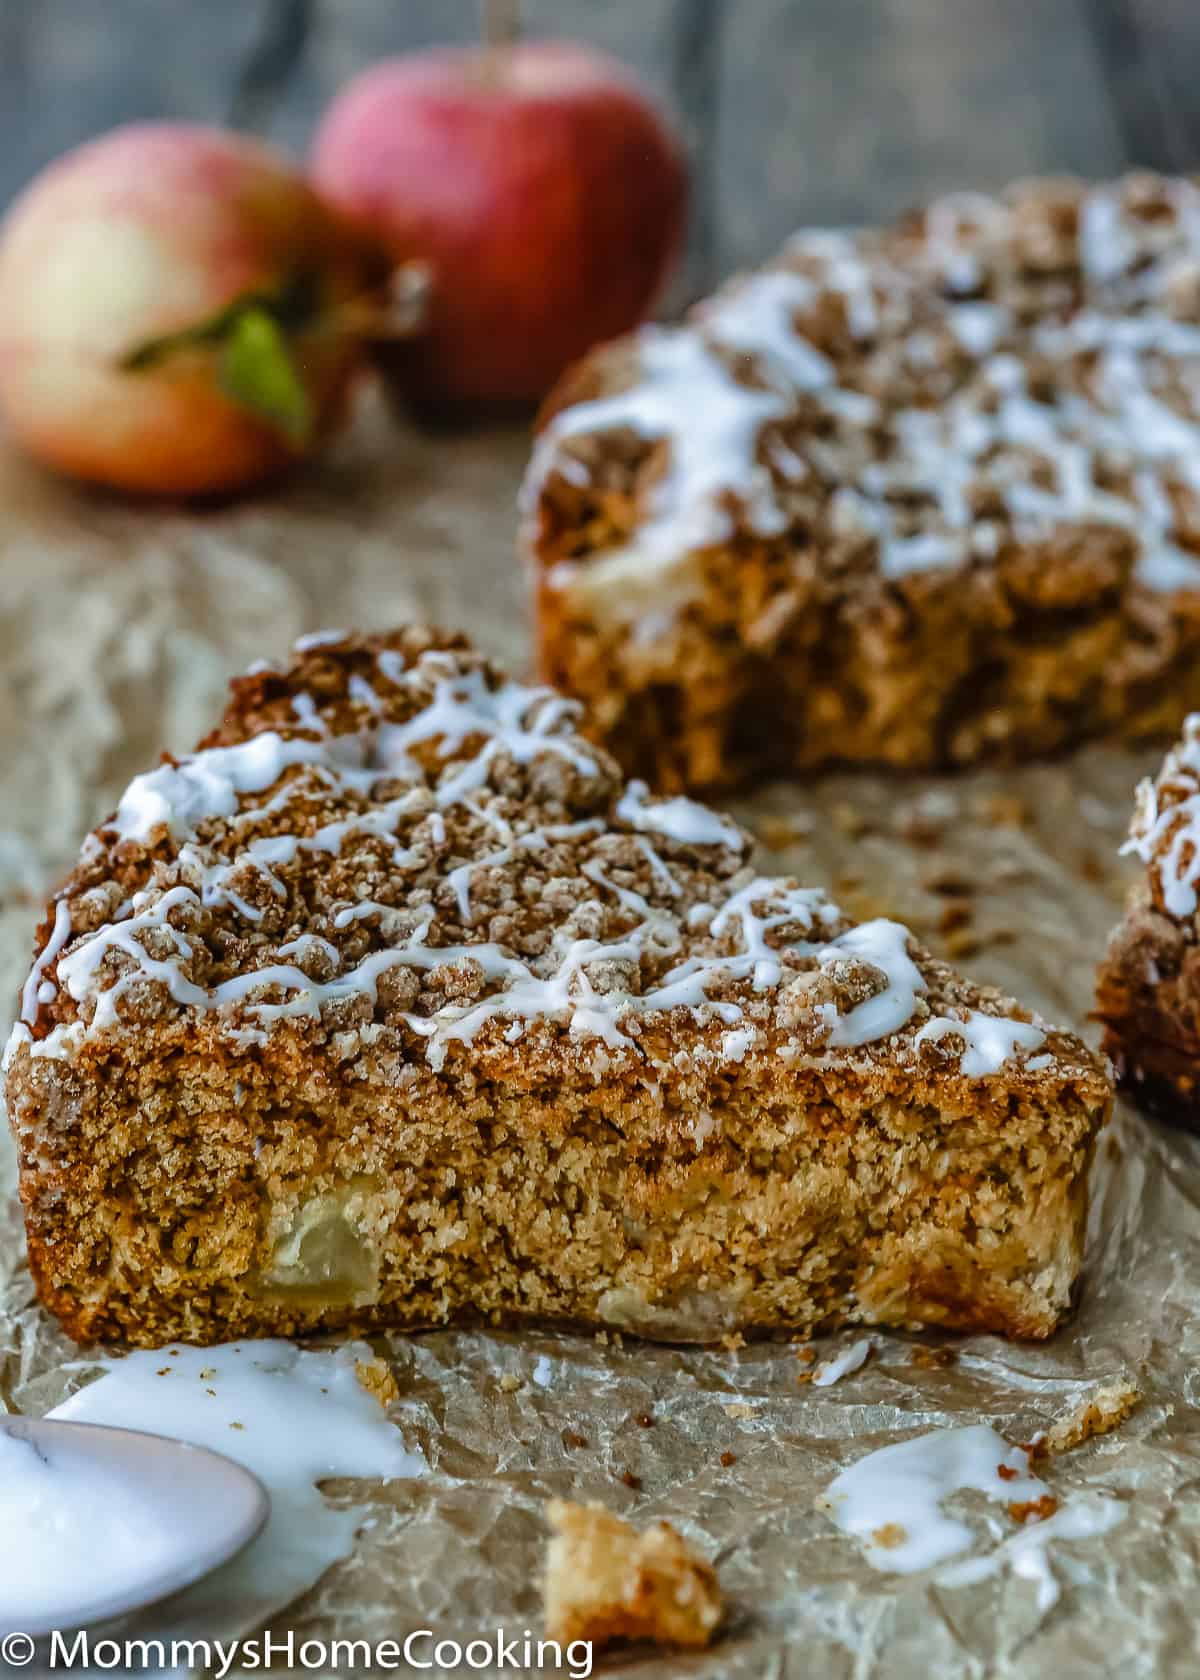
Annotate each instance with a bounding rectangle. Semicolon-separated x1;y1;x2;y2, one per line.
18;898;71;1025
634;835;682;896
824;920;927;1045
719;1026;757;1063
9;647;1053;1085
1122;714;1200;915
938;1492;1125;1611
293;628;348;651
822;1424;1045;1572
527;325;792;567
447;819;602;923
812;1337;872;1387
51;1341;423;1640
703;269;834;391
821;1423;1124;1605
915;1009;1045;1077
109;664;595;856
110;734;331;847
616;779;743;848
525;177;1200;596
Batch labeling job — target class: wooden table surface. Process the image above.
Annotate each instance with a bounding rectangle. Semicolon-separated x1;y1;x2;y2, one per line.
2;0;1198;304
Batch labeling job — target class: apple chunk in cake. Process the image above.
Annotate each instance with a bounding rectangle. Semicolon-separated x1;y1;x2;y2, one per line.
6;628;1110;1347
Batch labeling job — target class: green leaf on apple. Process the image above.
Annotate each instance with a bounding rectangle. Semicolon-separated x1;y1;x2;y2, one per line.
217;307;314;445
120;271;323;372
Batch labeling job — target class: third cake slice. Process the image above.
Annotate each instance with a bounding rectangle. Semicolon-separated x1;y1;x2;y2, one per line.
1098;716;1200;1124
6;629;1110;1347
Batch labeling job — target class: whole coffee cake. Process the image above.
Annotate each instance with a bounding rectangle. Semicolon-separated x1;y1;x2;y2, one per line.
524;173;1200;790
1097;715;1200;1125
6;629;1110;1347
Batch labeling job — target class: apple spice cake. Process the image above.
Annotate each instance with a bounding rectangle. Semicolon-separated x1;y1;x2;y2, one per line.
1096;714;1200;1124
523;173;1200;791
5;628;1110;1348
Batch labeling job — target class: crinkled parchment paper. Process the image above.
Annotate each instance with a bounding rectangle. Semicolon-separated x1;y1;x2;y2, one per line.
1;390;1197;1679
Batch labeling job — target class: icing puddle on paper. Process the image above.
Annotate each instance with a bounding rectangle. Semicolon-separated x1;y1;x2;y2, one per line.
819;1423;1124;1607
41;1340;424;1646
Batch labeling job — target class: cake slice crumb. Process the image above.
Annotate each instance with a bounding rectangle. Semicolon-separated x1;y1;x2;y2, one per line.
355;1356;399;1409
543;1499;722;1651
1043;1380;1141;1455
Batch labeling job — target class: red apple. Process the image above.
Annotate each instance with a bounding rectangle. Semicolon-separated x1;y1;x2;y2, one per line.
0;122;389;495
310;40;688;413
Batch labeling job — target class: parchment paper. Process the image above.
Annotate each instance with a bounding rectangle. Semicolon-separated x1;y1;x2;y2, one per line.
0;388;1195;1679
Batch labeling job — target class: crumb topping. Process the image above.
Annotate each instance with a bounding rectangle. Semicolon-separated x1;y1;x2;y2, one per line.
526;174;1200;605
1043;1380;1140;1454
6;631;1063;1083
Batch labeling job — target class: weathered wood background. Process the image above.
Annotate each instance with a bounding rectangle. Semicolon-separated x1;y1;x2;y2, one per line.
2;0;1198;303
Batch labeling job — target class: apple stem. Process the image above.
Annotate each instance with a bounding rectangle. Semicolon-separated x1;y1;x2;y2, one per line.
481;0;520;50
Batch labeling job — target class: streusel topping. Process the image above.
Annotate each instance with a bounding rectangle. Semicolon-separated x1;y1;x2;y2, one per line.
7;631;1057;1081
526;174;1200;606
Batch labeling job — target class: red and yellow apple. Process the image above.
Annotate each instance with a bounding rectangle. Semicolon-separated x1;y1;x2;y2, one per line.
311;40;688;413
0;122;388;495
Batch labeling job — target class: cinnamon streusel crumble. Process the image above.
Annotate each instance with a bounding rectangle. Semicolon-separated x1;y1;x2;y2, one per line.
524;173;1200;789
6;629;1110;1347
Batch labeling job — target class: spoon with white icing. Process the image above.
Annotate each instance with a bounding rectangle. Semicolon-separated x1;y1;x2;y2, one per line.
0;1417;269;1637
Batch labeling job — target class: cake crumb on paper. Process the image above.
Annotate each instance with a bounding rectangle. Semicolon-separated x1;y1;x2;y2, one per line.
543;1499;722;1651
910;1345;957;1369
1044;1380;1141;1455
355;1357;399;1409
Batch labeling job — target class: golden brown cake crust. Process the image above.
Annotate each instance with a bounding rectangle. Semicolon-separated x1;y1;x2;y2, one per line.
6;629;1110;1347
523;174;1200;791
543;1499;722;1651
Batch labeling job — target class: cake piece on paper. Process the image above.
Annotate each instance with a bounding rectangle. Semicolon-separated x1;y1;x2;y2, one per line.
5;628;1110;1349
543;1500;722;1652
1097;714;1200;1124
523;173;1200;791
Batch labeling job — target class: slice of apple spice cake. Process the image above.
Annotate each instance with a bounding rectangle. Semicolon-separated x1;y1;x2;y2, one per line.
5;629;1109;1348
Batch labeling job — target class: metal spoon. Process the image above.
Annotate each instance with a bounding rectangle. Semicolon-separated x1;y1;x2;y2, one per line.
0;1417;270;1637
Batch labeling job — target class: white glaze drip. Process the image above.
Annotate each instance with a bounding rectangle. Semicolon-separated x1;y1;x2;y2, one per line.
704;269;834;391
1123;714;1200;915
525;179;1200;596
820;1424;1050;1573
18;898;71;1025
938;1493;1126;1610
914;1009;1045;1076
10;647;1051;1086
616;779;743;848
50;1341;423;1641
528;325;793;566
812;1338;872;1387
